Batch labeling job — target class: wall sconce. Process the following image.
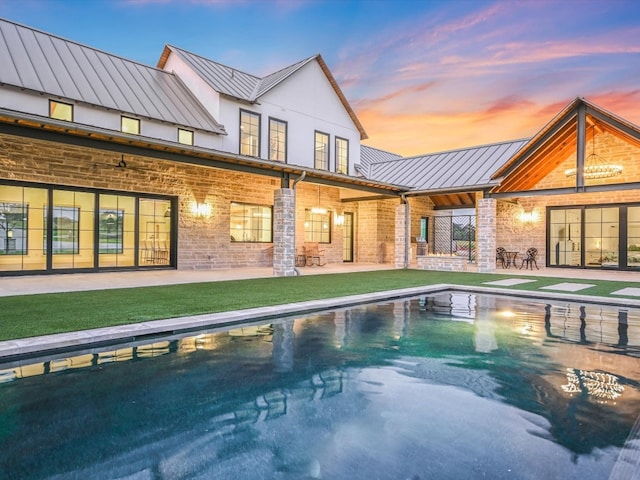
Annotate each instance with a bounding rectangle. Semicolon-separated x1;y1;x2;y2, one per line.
334;213;345;226
190;202;212;218
518;209;538;224
7;229;13;239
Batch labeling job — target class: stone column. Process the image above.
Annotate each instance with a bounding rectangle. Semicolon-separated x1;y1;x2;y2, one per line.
477;197;497;272
273;188;296;276
394;202;410;268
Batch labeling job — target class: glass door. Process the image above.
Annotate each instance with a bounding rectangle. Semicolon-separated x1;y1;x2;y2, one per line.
549;209;581;266
627;207;640;268
342;212;353;262
50;190;95;270
585;207;619;268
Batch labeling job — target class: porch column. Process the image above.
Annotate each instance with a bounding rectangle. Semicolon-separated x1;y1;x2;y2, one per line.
394;201;410;268
477;197;497;272
273;188;296;276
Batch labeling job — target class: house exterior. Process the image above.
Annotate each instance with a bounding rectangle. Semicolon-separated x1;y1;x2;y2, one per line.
1;17;639;277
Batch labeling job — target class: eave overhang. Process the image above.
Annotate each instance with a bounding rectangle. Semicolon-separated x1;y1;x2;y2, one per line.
0;109;402;196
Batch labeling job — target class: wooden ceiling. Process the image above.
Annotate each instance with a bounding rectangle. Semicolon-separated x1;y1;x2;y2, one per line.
492;108;640;194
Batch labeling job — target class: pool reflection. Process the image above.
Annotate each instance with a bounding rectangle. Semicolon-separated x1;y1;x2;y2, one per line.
0;293;639;479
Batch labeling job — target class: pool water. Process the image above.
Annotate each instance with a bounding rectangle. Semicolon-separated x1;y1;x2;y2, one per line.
0;293;639;479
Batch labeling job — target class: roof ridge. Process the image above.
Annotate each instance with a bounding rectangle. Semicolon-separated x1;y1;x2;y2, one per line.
361;144;402;156
167;44;261;81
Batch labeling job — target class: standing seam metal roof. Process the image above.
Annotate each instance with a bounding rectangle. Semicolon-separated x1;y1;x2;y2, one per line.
367;139;529;190
0;18;225;134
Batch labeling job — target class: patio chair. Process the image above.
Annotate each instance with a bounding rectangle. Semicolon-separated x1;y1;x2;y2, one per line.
496;247;507;268
305;243;326;266
520;247;539;270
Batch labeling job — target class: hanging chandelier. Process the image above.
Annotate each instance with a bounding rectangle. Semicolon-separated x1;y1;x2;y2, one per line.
565;125;623;179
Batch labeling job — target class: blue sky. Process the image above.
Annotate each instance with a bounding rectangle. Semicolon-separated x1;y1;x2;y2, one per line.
1;0;639;156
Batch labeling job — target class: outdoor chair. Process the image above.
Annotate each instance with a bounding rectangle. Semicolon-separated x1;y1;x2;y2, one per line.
304;243;326;266
520;247;539;270
496;247;507;268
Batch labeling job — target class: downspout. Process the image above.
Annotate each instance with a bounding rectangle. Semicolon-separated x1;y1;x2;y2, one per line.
402;193;410;269
291;172;307;276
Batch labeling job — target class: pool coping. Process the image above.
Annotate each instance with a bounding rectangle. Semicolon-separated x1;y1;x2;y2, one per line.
2;283;640;362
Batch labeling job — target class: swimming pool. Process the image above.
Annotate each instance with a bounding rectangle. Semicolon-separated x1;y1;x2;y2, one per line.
0;292;638;479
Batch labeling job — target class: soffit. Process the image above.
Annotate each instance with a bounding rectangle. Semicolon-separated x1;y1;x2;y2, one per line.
0;108;403;196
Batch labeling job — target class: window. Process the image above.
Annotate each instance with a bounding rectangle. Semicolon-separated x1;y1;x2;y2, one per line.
121;116;140;135
420;217;429;241
240;110;260;157
49;100;73;121
0;202;28;255
335;137;349;174
230;202;273;243
178;128;194;145
48;206;80;255
269;118;287;162
314;131;329;170
305;209;331;243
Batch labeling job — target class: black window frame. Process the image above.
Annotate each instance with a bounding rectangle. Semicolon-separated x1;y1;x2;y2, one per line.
335;136;349;174
268;117;287;162
239;109;261;157
314;131;330;170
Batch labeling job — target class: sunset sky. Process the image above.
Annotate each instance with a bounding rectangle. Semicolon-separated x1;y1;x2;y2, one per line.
1;0;639;156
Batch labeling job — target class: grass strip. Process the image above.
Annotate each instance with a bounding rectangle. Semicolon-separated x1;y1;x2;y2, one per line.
1;269;638;341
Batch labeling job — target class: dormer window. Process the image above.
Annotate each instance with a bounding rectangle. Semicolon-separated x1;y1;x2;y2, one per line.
178;128;194;145
49;100;73;121
121;116;140;135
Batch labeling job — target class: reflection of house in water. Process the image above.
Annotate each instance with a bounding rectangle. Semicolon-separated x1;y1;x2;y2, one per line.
1;294;639;478
419;292;477;321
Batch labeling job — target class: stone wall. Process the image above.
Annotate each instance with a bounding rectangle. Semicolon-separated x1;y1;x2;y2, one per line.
0;132;357;270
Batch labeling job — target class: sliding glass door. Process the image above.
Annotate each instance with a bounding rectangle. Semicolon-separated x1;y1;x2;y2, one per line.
547;204;631;269
0;182;175;275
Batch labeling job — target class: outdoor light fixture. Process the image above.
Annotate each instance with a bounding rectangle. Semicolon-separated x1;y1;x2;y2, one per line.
518;209;538;224
565;125;623;179
190;202;212;218
311;186;327;215
334;213;345;226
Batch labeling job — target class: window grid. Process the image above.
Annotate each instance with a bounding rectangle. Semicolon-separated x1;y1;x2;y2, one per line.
240;110;261;157
335;137;349;174
269;118;287;162
304;209;331;243
314;131;330;170
230;202;273;243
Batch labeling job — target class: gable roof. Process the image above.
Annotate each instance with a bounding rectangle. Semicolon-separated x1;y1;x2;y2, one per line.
158;46;368;139
491;97;640;193
367;139;528;192
0;17;225;135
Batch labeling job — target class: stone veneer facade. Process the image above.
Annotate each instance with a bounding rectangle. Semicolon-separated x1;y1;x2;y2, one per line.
0;132;395;273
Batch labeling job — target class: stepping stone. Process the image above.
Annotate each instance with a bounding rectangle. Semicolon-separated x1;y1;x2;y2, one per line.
483;278;537;286
611;287;640;297
540;282;595;292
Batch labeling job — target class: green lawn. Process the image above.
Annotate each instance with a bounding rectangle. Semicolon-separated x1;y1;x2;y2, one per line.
1;269;638;341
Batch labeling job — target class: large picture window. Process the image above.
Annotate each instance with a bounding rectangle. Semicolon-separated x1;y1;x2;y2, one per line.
314;131;329;170
49;206;80;254
240;110;260;157
269;118;287;162
230;202;273;243
335;137;349;174
305;209;331;243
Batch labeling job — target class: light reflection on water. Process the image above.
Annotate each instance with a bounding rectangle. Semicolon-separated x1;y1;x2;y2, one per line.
0;292;639;480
